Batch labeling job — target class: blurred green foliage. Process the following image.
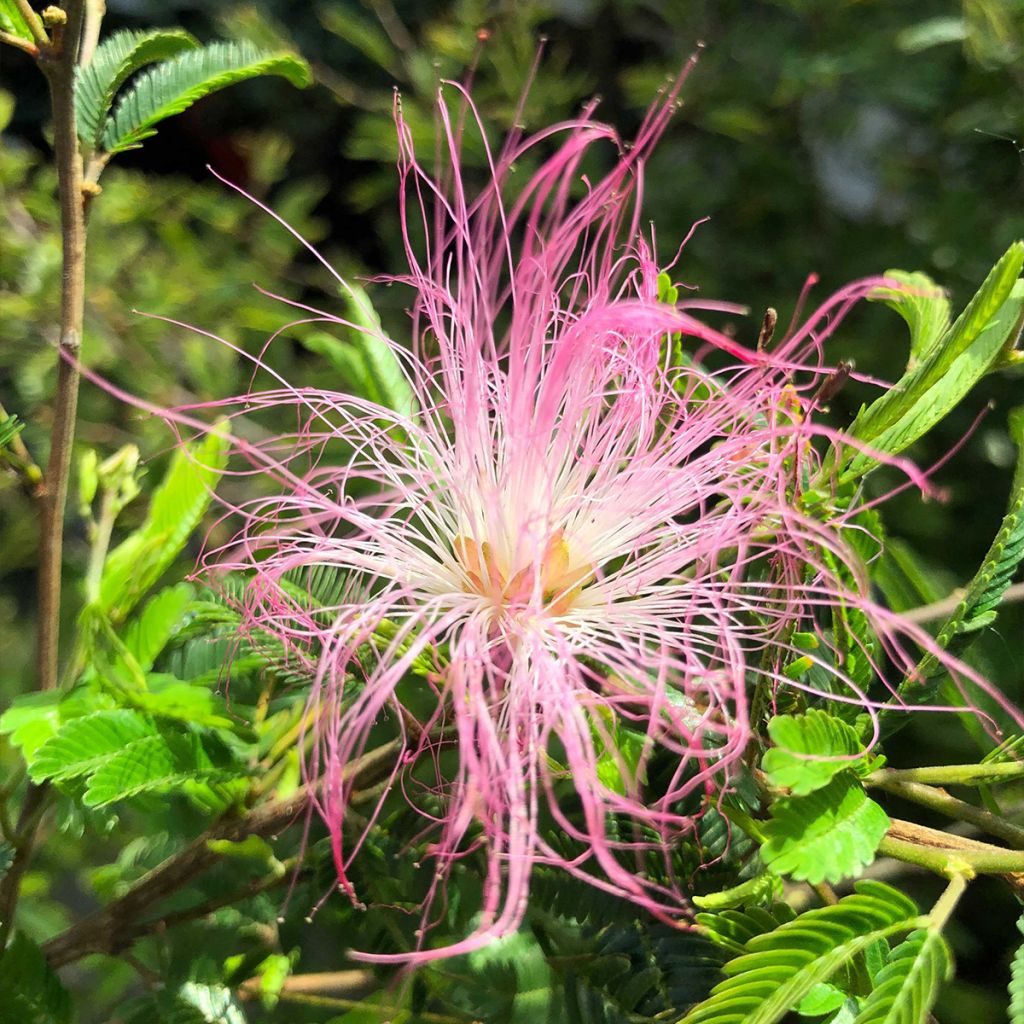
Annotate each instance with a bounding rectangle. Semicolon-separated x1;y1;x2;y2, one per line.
2;1;1024;1021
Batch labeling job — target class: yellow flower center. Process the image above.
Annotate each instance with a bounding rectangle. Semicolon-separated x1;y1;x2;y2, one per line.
453;529;591;615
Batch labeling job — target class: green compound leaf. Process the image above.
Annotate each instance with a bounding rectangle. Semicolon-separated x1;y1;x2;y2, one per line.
762;710;875;795
99;427;230;621
936;407;1024;647
102;41;311;155
869;270;951;370
0;933;72;1024
28;708;156;783
681;882;920;1024
844;242;1024;479
911;408;1024;687
75;28;199;150
760;773;890;884
1010;914;1024;1024
851;928;952;1024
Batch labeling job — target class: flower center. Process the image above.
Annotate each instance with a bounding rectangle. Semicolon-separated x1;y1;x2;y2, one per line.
453;529;590;615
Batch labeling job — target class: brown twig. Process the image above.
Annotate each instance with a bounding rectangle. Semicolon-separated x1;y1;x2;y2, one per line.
0;783;50;948
882;817;1024;894
36;0;87;695
0;1;87;948
43;740;399;967
238;970;376;1001
127;857;298;945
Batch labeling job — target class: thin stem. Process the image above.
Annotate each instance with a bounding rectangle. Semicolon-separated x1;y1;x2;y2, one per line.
83;488;117;602
37;0;87;694
873;777;1024;849
0;29;40;56
11;0;50;47
78;0;104;66
929;872;968;930
0;783;51;948
238;970;375;999
903;581;1024;625
867;763;1024;787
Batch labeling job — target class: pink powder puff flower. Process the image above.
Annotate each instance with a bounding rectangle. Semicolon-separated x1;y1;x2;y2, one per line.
185;60;1018;961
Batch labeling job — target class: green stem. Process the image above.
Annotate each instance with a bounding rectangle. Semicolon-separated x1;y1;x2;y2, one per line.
870;776;1024;849
929;872;969;930
12;0;50;47
0;28;40;56
879;834;1024;875
866;763;1024;787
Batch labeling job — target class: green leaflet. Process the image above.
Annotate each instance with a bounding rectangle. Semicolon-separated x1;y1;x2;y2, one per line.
301;284;416;421
762;710;876;795
760;772;890;884
0;687;116;759
0;933;72;1024
102;41;311;154
0;409;23;450
697;904;798;957
692;873;783;912
843;242;1024;479
851;928;952;1024
468;929;555;1024
0;0;34;41
932;407;1024;656
248;953;294;1011
121;583;195;672
99;427;229;621
797;984;848;1016
1011;913;1024;1024
681;882;921;1024
319;4;401;76
868;270;951;370
75;28;199;151
123;982;248;1024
